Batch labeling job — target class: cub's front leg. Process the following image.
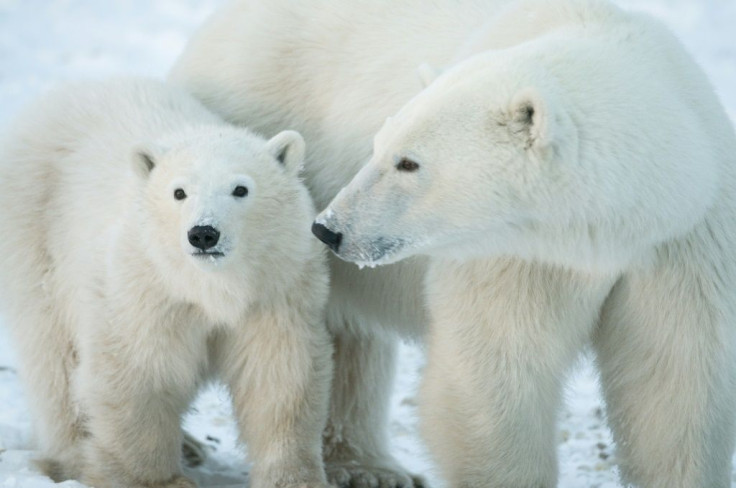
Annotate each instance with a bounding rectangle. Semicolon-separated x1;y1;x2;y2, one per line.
76;306;208;488
421;257;615;488
213;300;333;488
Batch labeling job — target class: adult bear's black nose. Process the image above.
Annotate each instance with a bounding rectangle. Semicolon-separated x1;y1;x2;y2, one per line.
312;222;342;253
188;225;220;251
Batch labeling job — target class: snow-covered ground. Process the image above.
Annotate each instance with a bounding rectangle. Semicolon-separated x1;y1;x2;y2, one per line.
0;1;735;487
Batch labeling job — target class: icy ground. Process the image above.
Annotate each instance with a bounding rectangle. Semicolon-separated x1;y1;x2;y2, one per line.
0;0;735;487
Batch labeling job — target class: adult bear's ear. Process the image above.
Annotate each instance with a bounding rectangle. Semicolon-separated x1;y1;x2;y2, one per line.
507;87;575;161
131;143;161;179
267;130;305;175
417;62;442;88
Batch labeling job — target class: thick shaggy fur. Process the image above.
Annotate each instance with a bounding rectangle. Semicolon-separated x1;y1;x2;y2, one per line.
0;79;332;488
171;0;736;486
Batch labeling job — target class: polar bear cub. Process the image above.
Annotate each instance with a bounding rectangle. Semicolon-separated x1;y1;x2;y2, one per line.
0;79;331;488
313;0;736;487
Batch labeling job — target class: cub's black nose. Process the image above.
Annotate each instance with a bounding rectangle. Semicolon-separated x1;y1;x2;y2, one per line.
188;225;220;251
312;222;342;253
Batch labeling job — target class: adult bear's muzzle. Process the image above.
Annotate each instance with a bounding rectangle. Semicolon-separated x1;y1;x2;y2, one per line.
311;221;342;253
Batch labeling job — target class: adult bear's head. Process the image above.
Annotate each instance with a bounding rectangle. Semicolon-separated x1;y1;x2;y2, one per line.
313;51;586;269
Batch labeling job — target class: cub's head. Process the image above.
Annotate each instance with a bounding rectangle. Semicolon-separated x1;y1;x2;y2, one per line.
131;127;312;277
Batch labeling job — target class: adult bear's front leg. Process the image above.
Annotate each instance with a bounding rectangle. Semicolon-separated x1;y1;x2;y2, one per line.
421;257;615;488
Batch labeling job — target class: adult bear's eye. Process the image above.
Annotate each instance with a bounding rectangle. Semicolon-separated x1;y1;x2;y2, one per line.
232;185;249;197
174;188;187;200
396;157;420;172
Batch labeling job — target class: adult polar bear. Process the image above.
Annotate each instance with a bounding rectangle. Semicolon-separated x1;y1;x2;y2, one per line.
172;0;736;486
316;2;736;488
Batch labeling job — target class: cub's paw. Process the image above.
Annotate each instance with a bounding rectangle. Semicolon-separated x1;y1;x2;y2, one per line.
326;461;425;488
34;453;83;482
162;475;198;488
147;474;198;488
129;474;198;488
35;457;72;482
85;474;197;488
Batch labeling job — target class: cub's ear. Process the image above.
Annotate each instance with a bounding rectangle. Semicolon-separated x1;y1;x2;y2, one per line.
131;144;162;179
507;87;574;161
266;130;305;175
417;62;442;89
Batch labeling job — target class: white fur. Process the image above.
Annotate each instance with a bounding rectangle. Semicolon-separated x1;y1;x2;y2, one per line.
171;0;736;486
0;78;332;488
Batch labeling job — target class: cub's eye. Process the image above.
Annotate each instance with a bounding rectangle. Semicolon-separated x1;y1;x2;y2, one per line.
174;188;187;200
232;186;249;198
396;157;420;172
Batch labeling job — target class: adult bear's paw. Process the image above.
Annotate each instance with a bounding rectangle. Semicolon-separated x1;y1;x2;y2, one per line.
326;460;425;488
